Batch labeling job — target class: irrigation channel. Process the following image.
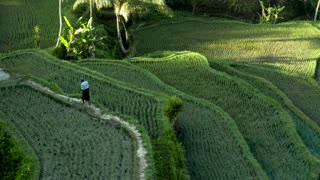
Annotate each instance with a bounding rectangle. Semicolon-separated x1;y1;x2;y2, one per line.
0;69;147;180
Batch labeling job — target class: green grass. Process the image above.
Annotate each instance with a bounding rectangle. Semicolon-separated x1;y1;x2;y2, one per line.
0;0;75;52
0;84;138;179
130;51;320;179
0;50;188;179
77;59;269;179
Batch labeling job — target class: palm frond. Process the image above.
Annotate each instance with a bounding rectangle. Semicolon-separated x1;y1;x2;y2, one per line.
95;0;113;9
119;2;130;21
73;0;89;10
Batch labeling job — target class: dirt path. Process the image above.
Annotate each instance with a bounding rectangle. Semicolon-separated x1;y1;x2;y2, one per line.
0;68;10;81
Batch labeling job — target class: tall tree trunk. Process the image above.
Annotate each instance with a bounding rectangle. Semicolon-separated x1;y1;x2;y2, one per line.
121;19;129;45
314;0;320;21
90;0;93;27
116;14;128;54
56;0;62;47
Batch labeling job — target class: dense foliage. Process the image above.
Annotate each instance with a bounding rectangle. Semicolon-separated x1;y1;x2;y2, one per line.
165;0;303;21
0;122;33;180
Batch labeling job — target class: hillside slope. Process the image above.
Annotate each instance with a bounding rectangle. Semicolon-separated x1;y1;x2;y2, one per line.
134;18;320;63
131;51;320;179
209;61;320;159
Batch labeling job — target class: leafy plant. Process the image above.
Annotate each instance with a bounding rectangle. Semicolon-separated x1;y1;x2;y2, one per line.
258;0;285;24
59;16;106;59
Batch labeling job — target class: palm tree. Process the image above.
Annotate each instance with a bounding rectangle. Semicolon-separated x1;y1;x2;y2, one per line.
74;0;167;54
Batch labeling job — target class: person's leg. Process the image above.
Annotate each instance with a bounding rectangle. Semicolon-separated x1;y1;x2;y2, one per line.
82;91;85;103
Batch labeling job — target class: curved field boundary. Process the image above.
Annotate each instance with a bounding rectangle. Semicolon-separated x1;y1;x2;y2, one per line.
233;64;320;126
244;60;317;78
77;59;269;179
25;80;148;180
209;60;320;159
130;51;320;179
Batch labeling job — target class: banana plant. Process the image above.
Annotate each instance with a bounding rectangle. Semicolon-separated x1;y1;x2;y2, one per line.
59;16;99;58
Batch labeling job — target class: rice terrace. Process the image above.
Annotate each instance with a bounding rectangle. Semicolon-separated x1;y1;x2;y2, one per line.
1;0;320;179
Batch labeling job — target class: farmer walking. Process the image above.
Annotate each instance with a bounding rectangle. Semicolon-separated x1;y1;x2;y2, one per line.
81;79;90;103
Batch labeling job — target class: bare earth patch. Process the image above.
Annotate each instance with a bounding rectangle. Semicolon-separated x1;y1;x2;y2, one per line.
0;68;10;81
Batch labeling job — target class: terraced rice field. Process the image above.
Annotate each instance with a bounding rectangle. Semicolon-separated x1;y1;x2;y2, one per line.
130;51;320;179
133;17;320;178
0;0;75;52
0;85;137;179
0;50;187;179
0;51;163;138
2;6;320;179
134;18;320;66
209;61;320;159
78;60;269;179
234;64;320;126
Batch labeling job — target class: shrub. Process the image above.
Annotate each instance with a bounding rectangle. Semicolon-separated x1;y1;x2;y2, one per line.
165;96;184;125
0;122;32;180
52;45;67;59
